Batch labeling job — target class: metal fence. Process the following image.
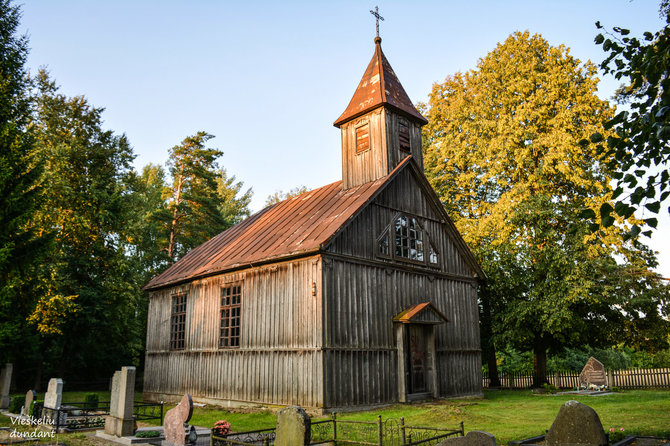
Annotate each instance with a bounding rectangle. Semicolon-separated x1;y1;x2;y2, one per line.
39;400;163;432
211;414;464;446
483;367;670;389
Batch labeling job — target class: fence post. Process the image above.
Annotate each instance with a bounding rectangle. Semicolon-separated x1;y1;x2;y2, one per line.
460;421;464;436
332;412;337;442
378;414;383;446
400;417;406;444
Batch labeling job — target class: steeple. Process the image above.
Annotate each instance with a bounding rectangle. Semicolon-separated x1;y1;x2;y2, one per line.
335;37;428;190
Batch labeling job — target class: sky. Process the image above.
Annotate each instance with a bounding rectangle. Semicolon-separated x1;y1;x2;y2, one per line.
18;0;669;278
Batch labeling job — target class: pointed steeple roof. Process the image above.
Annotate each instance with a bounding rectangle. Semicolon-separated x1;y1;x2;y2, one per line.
334;37;428;128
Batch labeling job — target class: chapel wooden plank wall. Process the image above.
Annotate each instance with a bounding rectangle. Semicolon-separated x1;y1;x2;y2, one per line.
144;256;325;408
321;168;482;408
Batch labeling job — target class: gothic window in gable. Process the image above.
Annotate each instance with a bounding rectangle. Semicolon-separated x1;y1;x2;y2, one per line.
377;214;439;267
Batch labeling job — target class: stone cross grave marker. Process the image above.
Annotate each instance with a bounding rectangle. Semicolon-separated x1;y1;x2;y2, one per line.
545;400;607;446
44;378;63;409
104;366;136;437
579;357;607;387
0;363;12;409
162;393;193;446
275;406;311;446
22;390;36;417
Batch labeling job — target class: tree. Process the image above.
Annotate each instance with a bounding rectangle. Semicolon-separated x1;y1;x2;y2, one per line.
592;4;670;234
265;186;308;206
217;168;252;227
423;31;668;386
164;132;231;261
27;70;141;382
0;0;49;368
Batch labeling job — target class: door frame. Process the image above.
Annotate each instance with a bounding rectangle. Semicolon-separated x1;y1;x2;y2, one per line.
395;322;438;402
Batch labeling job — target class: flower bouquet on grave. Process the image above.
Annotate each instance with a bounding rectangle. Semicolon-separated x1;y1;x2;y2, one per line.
608;427;626;443
213;420;231;436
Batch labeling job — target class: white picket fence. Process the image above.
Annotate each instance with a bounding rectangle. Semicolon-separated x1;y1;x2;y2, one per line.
482;367;670;389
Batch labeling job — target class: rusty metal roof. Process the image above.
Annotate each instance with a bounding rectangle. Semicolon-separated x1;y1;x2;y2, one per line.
393;302;449;324
334;37;428;128
143;159;413;291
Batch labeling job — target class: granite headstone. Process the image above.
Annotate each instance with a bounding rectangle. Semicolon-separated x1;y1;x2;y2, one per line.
43;378;63;409
162;393;193;446
545;400;607;446
579;357;607;387
104;366;136;437
0;363;12;409
275;406;311;446
22;390;36;417
437;431;497;446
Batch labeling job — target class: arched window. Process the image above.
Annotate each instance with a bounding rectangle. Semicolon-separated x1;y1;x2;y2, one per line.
378;214;440;267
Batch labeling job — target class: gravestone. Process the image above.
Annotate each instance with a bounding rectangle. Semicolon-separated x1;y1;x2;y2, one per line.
22;390;36;417
104;366;136;437
275;406;311;446
162;393;193;446
545;400;607;446
0;363;12;409
44;378;63;409
579;357;607;387
436;431;497;446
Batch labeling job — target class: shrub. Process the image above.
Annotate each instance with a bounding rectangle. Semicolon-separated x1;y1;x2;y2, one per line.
84;393;99;410
135;430;161;438
8;395;25;414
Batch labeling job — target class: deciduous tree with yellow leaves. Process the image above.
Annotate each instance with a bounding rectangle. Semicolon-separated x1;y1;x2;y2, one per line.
423;31;669;387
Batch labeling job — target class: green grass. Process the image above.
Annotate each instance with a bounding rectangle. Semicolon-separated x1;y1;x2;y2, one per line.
1;389;668;445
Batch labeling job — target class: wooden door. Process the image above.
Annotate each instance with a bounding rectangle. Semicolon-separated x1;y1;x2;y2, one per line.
406;324;428;394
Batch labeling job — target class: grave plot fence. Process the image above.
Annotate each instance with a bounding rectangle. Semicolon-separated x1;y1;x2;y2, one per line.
483;367;670;389
211;414;464;446
39;401;163;432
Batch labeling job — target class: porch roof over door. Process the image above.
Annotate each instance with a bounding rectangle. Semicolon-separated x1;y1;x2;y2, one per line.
393;302;449;324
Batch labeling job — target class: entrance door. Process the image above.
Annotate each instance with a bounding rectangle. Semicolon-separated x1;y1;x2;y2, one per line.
406;324;428;394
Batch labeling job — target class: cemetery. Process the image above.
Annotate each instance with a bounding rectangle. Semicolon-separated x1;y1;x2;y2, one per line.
1;1;670;446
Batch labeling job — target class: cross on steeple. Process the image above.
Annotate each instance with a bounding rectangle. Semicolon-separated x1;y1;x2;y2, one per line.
370;6;384;38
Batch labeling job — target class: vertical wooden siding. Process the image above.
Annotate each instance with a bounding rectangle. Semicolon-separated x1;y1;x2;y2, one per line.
144;256;324;408
328;167;472;278
322;167;482;407
321;258;481;407
340;108;424;190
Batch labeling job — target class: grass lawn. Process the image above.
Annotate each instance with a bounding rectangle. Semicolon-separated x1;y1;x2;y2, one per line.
1;389;668;445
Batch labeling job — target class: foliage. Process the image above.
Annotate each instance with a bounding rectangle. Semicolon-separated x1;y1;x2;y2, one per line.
217;168;252;227
0;0;49;365
164;132;238;261
8;396;25;414
423;31;670;385
84;393;99;410
608;427;627;443
265;186;308;206
25;70;142;381
591;5;670;234
135;430;161;438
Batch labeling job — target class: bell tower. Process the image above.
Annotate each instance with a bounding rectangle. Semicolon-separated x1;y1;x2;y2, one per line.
334;36;428;190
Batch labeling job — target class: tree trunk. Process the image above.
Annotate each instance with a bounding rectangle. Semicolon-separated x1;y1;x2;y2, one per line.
532;336;548;387
167;170;184;260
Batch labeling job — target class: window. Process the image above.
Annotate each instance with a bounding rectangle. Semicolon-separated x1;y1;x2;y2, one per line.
220;284;242;348
356;123;370;153
378;214;440;267
429;245;439;265
395;215;424;262
398;119;410;152
170;293;187;350
378;230;390;257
